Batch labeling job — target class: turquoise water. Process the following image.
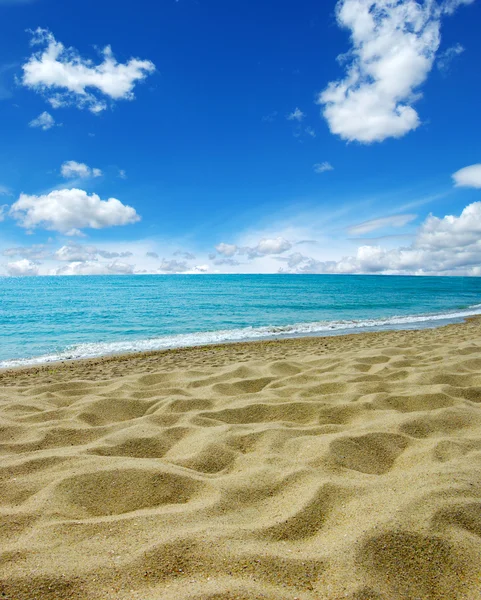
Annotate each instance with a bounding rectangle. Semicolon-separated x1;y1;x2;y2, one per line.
1;274;481;368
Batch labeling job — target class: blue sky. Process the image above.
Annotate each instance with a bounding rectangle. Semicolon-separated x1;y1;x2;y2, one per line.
0;0;480;275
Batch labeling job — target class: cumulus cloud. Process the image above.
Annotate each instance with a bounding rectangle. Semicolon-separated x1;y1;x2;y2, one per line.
158;259;189;273
313;162;334;174
348;213;417;235
21;28;155;113
255;237;292;255
4;259;40;276
318;0;472;143
146;251;159;259
452;164;481;189
10;188;140;234
61;160;102;179
287;107;305;121
29;111;55;130
52;261;135;276
215;242;238;257
281;202;481;276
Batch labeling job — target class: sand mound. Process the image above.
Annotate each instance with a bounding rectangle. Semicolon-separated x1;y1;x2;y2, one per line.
1;319;481;598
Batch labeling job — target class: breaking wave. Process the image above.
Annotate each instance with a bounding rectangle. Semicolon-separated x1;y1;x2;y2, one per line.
2;303;481;369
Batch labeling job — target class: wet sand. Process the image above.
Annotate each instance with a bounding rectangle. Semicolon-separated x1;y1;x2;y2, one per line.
1;319;481;599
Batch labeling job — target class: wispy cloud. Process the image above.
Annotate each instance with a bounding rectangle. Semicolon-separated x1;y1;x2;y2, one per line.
437;43;464;73
262;111;278;123
29;111;55;130
287;107;304;121
348;214;417;236
313;162;333;174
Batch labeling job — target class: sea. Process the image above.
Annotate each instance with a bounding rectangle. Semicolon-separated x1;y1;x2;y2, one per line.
1;274;481;369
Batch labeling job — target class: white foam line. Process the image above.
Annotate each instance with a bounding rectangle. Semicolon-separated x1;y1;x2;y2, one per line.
2;304;481;369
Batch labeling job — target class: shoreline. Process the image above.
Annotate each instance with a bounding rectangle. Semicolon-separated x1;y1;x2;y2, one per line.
3;300;481;373
2;315;480;382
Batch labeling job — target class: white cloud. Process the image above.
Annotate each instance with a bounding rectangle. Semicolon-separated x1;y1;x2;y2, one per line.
452;164;481;189
0;185;12;196
313;162;334;174
158;258;189;273
185;264;209;274
281;202;481;276
215;237;292;260
0;204;7;221
437;43;464;72
119;169;127;179
348;213;417;235
305;126;316;138
215;242;238;257
54;244;132;262
287;107;305;121
5;259;40;276
29;111;55;130
318;0;472;143
416;202;481;248
255;237;292;255
10;188;140;234
146;251;159;259
174;250;196;259
442;0;476;14
211;257;241;266
61;160;102;179
21;28;155;113
3;244;51;260
52;261;135;276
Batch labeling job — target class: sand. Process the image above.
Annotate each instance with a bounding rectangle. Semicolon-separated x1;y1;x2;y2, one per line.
1;319;481;599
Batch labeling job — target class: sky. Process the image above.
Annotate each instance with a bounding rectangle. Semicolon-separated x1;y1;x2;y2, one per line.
0;0;480;276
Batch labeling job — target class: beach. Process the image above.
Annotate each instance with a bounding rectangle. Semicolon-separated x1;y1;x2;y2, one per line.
1;318;481;599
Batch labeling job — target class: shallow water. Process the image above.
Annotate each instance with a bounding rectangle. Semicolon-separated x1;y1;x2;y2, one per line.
1;274;481;367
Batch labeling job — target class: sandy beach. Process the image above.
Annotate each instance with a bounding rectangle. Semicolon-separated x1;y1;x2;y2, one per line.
1;319;481;599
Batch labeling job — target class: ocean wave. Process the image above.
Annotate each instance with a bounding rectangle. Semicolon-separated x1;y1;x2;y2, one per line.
2;304;481;369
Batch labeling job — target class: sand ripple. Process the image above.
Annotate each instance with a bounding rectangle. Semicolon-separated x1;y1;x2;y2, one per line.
1;319;481;598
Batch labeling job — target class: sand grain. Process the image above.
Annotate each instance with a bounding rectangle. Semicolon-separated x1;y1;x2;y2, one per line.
1;320;481;598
